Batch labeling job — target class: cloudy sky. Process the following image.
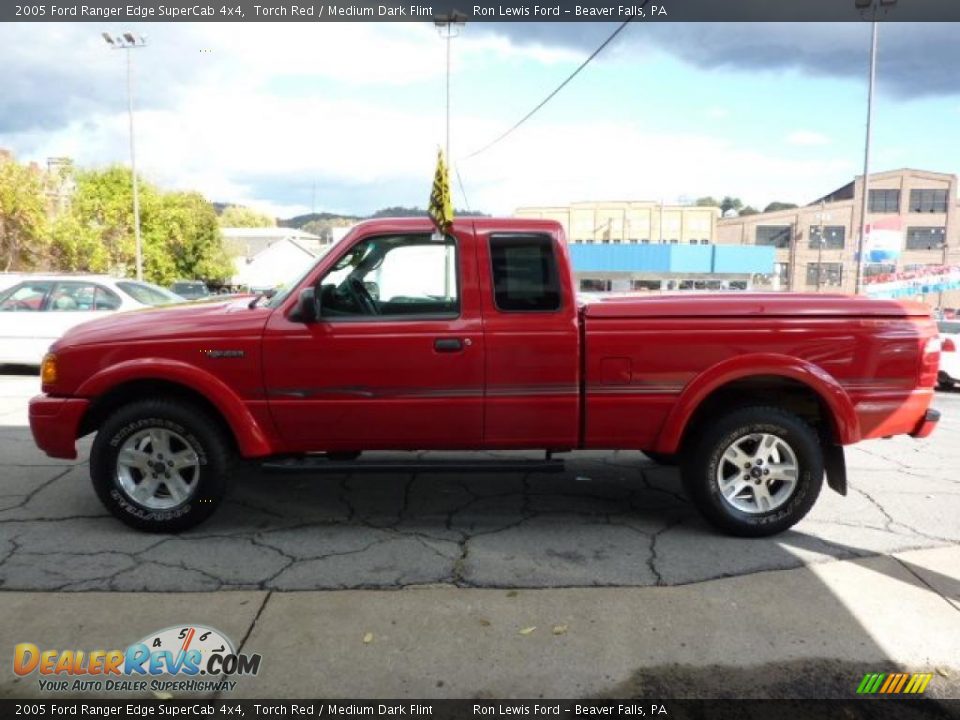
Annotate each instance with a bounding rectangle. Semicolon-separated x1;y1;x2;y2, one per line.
1;21;958;218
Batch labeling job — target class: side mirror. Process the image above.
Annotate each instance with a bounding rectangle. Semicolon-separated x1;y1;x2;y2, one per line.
296;287;320;323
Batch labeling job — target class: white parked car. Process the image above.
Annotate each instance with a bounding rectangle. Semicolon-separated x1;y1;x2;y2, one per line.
938;321;960;390
0;275;183;365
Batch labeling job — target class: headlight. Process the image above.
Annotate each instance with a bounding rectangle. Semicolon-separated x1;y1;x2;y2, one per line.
40;353;58;386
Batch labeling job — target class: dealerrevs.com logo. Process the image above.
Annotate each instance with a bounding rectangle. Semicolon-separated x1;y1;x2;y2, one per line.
13;625;261;694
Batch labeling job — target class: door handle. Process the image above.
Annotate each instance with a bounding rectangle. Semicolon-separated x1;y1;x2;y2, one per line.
434;338;464;353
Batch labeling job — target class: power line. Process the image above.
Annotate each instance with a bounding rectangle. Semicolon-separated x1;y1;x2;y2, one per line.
454;164;472;212
461;13;645;160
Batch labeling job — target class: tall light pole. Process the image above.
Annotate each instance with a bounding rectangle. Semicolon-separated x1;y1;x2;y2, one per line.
853;0;896;295
434;12;466;164
103;31;148;281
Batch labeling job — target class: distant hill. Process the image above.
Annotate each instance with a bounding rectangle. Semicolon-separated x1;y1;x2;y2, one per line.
216;205;489;231
278;211;361;228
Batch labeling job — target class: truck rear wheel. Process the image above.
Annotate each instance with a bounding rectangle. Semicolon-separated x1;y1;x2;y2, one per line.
90;399;232;532
681;406;823;537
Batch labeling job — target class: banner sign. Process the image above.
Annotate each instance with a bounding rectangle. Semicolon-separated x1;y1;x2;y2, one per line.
864;217;904;264
864;265;960;299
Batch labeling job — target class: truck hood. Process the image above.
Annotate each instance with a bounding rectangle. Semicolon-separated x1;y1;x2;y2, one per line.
53;297;273;350
582;293;932;319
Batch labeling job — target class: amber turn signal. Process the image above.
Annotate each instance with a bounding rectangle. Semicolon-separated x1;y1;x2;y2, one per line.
40;353;58;386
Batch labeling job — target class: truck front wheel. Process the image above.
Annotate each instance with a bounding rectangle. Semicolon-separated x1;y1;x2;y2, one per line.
681;406;824;537
90;399;232;532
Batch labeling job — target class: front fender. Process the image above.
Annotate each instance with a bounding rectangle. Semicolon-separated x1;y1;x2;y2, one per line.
654;353;860;454
75;358;275;457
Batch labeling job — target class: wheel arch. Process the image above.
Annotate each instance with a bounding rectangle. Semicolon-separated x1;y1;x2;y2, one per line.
654;354;860;456
76;360;275;458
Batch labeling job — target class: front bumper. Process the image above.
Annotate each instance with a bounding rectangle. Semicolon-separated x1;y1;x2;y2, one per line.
910;408;940;439
28;395;90;459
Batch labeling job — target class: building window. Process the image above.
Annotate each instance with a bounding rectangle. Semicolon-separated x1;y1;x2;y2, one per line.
631;280;661;291
868;189;900;213
628;238;639;244
756;226;792;248
808;225;846;249
700;238;709;245
905;226;946;250
669;239;678;244
909;189;948;214
806;263;843;287
580;279;610;292
640;238;650;244
689;239;698;245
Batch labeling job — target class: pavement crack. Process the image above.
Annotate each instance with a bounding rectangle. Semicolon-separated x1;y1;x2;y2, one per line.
0;467;73;517
892;556;960;616
850;483;956;543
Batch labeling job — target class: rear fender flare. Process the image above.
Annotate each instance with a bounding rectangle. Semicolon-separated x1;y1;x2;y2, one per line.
654;353;860;454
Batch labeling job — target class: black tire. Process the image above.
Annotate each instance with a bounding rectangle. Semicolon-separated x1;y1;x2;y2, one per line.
643;451;678;466
681;406;824;537
938;373;954;391
90;399;233;532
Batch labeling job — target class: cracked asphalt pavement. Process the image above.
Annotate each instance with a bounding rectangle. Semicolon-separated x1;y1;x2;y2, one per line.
2;371;959;593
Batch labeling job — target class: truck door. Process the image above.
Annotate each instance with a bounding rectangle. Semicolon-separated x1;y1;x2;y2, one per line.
262;226;484;450
476;230;581;449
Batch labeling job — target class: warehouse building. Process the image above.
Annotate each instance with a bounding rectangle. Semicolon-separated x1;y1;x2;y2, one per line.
716;169;960;305
515;200;772;292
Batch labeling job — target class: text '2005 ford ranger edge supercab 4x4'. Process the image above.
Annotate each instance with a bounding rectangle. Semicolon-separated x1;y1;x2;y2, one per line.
29;218;941;536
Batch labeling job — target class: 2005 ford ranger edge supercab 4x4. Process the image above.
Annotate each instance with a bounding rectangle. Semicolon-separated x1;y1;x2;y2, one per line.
29;218;942;536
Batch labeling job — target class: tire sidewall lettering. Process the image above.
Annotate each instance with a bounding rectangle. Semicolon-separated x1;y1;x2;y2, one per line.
704;422;812;528
106;417;207;518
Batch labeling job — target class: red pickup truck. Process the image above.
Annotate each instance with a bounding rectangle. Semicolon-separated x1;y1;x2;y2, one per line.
29;218;941;536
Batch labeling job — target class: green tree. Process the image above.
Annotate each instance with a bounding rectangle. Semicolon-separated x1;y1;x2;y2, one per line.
53;165;231;285
695;196;720;208
763;201;798;213
145;191;232;285
739;206;760;216
0;157;49;271
219;205;276;228
720;196;743;215
57;166;154;276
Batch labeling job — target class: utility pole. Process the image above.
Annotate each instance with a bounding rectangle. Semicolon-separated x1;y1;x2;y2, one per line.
816;199;828;293
103;31;148;281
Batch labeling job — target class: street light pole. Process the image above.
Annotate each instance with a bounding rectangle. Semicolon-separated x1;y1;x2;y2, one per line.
434;12;466;164
854;20;878;296
853;0;896;295
103;31;148;281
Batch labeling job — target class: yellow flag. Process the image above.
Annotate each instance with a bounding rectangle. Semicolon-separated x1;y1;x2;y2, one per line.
428;149;454;231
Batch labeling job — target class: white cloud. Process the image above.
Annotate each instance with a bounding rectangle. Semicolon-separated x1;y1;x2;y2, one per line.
3;23;856;217
787;130;831;147
705;106;730;120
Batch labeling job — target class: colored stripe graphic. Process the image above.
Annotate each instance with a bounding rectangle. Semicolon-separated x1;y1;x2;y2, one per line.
857;672;932;694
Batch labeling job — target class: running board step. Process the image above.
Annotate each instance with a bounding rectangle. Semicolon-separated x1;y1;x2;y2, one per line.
261;458;566;474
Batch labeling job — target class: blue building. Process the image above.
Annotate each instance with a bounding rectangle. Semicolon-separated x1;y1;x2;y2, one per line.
568;243;776;293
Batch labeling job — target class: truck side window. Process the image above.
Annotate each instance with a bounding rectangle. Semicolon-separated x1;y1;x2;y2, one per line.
489;234;561;312
319;233;459;318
